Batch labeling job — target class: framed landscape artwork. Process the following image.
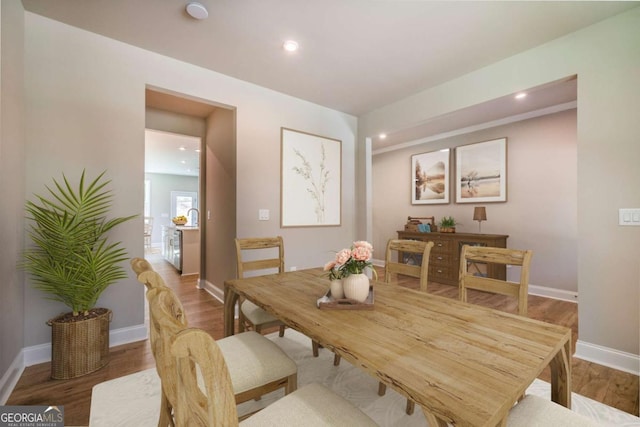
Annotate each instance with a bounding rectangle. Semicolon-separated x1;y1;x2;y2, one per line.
411;149;450;204
281;128;342;227
455;138;507;203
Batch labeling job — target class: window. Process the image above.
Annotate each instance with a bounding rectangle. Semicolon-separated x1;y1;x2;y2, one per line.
171;191;198;224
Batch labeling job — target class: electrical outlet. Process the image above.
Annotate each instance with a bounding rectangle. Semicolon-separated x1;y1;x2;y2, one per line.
258;209;269;221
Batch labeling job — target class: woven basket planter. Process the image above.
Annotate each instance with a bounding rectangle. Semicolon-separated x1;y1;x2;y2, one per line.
48;308;112;379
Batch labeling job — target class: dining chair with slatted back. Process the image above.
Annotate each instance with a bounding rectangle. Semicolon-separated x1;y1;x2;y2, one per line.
459;245;533;316
147;286;189;427
144;216;154;249
384;239;435;292
332;239;434;414
170;328;379;427
132;257;184;426
235;237;287;337
380;238;435;415
132;258;298;426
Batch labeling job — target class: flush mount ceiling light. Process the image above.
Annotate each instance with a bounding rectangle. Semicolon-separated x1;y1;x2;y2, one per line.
283;40;299;52
186;2;209;20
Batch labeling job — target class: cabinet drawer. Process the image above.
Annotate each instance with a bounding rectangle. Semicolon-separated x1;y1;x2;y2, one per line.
429;265;453;281
430;239;453;253
430;252;452;265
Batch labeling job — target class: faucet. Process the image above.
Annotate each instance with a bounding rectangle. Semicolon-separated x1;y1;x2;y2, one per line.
186;208;200;227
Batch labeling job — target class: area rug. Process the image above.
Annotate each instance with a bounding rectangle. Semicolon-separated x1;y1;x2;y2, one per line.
236;329;640;426
91;328;639;426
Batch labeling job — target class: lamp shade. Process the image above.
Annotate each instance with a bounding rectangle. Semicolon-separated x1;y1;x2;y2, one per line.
473;207;487;221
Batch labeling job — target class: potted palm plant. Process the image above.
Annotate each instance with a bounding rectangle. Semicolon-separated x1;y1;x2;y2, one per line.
22;170;136;379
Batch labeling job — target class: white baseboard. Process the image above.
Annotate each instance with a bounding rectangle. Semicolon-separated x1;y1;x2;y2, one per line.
0;351;25;405
2;324;148;405
23;324;148;367
201;279;224;303
527;283;578;303
575;340;640;376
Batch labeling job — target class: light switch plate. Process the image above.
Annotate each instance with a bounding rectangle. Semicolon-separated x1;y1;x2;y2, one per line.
258;209;270;221
618;208;640;226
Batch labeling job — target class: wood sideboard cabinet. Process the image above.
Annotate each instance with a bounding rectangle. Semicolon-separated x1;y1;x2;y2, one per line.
396;230;509;286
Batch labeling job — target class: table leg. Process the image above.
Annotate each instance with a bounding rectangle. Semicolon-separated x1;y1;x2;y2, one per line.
549;337;572;408
223;284;239;337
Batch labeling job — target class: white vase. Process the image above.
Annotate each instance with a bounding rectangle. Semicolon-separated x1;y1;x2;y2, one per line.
330;279;344;299
343;273;370;302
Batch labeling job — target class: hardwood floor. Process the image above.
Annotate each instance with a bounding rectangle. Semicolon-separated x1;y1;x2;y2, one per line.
7;253;639;426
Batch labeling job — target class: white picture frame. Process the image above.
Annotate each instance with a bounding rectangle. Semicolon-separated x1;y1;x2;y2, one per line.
455;138;507;203
411;149;450;204
281;128;342;227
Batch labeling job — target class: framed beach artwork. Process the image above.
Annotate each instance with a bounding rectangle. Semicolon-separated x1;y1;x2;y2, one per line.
411;149;450;204
281;128;342;227
455;138;507;203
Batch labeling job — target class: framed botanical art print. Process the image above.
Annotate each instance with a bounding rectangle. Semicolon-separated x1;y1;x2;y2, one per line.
281;128;342;227
455;138;507;203
411;149;450;204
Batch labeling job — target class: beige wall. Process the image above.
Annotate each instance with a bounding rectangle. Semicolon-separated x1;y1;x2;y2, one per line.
0;0;26;392
22;12;357;347
360;8;640;362
373;109;577;292
204;107;237;289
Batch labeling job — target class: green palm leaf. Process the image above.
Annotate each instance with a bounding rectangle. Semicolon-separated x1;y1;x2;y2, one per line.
22;170;136;315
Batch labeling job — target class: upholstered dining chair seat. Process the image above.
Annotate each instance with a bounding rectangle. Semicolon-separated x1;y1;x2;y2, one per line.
219;330;297;395
507;395;601;426
241;300;280;326
240;383;378;427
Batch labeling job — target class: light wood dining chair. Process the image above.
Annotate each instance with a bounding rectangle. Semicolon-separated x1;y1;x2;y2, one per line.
132;258;298;425
144;216;153;249
459;245;533;316
333;239;434;415
235;237;287;337
171;327;379;427
235;237;321;356
384;239;435;293
381;238;435;415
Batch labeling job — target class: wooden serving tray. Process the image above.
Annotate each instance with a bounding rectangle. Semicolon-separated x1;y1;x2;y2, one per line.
316;287;374;310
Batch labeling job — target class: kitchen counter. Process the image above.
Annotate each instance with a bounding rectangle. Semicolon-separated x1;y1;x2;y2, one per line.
162;225;200;275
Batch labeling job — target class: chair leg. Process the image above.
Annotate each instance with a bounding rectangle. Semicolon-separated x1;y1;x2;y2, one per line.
406;399;415;415
238;309;246;333
378;382;387;396
285;373;298;394
312;340;319;357
333;354;341;366
278;325;285;337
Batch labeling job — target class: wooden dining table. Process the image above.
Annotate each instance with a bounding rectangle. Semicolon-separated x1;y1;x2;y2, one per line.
224;268;572;427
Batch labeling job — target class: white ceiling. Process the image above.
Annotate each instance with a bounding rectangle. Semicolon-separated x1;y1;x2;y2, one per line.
21;1;637;116
21;1;636;166
145;129;201;177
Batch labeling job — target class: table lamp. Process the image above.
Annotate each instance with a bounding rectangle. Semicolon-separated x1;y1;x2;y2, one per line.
473;207;487;233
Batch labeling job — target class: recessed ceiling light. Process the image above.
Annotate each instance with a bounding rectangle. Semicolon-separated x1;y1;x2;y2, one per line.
186;2;208;20
379;133;387;139
179;146;186;151
283;40;299;52
515;92;527;100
